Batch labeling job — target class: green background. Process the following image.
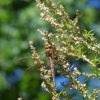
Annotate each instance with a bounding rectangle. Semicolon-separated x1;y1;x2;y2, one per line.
0;0;100;100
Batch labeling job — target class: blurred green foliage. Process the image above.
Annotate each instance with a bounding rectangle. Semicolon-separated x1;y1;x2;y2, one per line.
0;0;100;100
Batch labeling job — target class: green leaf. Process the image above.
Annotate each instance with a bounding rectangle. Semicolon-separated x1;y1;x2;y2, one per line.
57;0;62;7
85;30;93;38
77;47;82;55
65;22;73;28
58;89;64;97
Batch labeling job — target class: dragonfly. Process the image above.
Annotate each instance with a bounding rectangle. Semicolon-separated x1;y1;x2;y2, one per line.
18;55;41;72
45;43;57;88
18;43;57;88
